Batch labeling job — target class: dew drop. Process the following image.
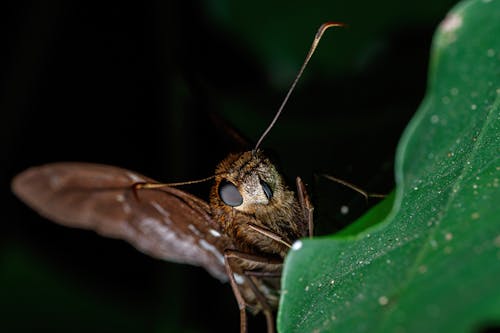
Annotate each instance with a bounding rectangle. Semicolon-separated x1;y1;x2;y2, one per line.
441;13;462;32
430;115;440;124
378;296;389;306
430;239;438;248
292;240;303;251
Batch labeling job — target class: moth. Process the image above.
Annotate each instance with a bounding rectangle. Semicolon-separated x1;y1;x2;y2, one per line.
12;22;343;333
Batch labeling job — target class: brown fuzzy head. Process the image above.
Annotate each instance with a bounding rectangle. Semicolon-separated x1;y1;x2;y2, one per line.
209;150;305;257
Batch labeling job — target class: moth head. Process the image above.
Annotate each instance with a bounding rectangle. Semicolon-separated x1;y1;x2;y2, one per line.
211;150;283;214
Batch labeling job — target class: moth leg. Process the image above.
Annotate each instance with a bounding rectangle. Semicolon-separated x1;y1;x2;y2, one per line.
225;250;280;333
224;251;249;333
244;271;281;278
320;174;386;201
225;249;283;265
296;177;314;238
245;275;275;333
247;223;292;249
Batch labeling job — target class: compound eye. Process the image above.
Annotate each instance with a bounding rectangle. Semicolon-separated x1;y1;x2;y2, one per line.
260;180;273;200
218;180;243;207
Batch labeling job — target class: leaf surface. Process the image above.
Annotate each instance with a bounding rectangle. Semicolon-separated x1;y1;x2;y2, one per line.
279;0;500;332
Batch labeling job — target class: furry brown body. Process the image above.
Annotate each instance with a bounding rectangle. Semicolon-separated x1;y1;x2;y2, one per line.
211;150;307;257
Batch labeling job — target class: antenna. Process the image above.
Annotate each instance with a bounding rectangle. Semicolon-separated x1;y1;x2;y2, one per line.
133;175;216;190
253;22;345;151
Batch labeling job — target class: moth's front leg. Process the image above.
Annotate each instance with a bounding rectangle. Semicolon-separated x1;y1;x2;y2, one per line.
296;177;314;238
224;250;281;333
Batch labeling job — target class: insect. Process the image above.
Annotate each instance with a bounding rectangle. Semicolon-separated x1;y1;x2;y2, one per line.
12;22;343;333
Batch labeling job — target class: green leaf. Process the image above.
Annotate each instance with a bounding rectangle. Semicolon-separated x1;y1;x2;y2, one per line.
278;0;500;332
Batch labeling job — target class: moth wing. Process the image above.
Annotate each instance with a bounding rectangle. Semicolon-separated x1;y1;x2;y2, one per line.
12;163;231;281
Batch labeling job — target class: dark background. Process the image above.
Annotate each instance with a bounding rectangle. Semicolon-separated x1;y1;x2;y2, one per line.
1;0;457;332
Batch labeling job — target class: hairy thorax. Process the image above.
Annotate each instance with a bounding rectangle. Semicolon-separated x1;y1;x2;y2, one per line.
209;150;306;258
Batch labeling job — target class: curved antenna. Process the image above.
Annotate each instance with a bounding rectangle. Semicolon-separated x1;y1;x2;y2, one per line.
133;175;216;190
253;22;345;151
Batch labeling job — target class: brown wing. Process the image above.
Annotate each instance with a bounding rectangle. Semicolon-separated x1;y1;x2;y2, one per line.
11;163;232;281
